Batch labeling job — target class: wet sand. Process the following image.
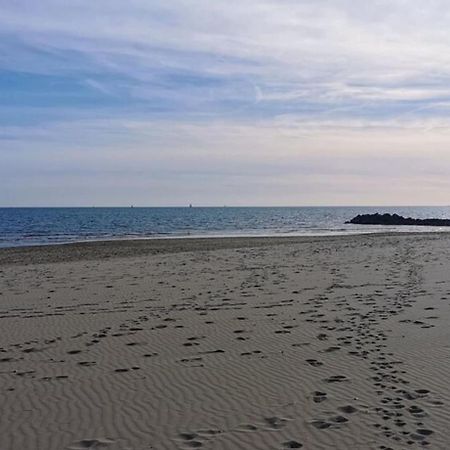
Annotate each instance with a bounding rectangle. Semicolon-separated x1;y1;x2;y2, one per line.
1;233;450;449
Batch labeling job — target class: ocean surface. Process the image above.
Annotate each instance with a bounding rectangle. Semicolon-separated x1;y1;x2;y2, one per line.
1;206;450;248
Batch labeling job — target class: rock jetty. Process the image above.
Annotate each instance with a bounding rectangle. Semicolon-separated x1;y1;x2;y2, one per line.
346;213;450;226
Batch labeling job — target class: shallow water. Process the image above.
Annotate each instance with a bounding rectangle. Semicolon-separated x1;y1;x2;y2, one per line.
1;206;450;248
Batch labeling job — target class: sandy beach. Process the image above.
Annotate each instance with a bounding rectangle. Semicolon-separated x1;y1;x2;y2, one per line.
1;233;450;449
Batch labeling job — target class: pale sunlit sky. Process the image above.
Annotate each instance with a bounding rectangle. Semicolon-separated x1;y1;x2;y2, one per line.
2;1;450;206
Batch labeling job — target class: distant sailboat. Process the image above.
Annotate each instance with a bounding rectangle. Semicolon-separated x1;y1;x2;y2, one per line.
189;204;193;208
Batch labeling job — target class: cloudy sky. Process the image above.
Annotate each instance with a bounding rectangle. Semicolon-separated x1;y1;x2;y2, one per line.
2;0;450;206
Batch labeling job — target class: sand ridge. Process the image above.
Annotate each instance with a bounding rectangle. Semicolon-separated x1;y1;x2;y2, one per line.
1;234;450;449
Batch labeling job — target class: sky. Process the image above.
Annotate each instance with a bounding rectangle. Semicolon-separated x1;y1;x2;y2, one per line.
2;0;450;206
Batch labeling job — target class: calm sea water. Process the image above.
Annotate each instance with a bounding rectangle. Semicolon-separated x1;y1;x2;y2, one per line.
1;206;450;248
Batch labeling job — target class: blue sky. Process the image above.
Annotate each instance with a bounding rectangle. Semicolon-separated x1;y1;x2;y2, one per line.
2;0;450;206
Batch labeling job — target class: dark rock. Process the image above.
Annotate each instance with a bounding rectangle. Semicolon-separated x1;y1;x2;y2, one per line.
346;213;450;227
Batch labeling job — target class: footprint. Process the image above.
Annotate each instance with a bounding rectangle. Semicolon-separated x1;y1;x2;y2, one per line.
238;424;258;432
282;441;303;448
408;405;427;418
324;375;348;383
312;391;327;403
416;429;433;436
306;359;323;367
331;415;348;423
311;420;330;430
67;438;114;449
179;433;198;441
179;433;203;448
322;346;341;353
415;389;430;395
78;361;97;367
338;405;357;414
198;429;222;436
264;416;287;429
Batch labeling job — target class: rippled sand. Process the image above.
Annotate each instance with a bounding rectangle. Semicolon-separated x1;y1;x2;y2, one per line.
1;234;449;449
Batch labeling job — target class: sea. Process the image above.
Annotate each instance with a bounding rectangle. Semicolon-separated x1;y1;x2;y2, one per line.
1;206;450;248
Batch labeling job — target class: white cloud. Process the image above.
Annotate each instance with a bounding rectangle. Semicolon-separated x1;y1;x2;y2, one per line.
3;1;450;204
3;0;450;105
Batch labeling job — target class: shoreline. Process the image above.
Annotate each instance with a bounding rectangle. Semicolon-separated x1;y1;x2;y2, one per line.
3;205;450;252
1;230;450;266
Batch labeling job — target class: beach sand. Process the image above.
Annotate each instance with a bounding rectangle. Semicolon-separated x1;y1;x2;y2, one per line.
1;233;450;449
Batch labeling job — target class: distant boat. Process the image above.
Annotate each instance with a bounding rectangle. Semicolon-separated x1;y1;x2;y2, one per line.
189;204;193;208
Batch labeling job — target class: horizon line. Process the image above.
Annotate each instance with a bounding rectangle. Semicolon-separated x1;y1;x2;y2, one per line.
1;205;450;209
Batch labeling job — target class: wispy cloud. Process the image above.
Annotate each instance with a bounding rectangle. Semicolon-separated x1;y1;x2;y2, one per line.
2;1;450;204
4;0;450;116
